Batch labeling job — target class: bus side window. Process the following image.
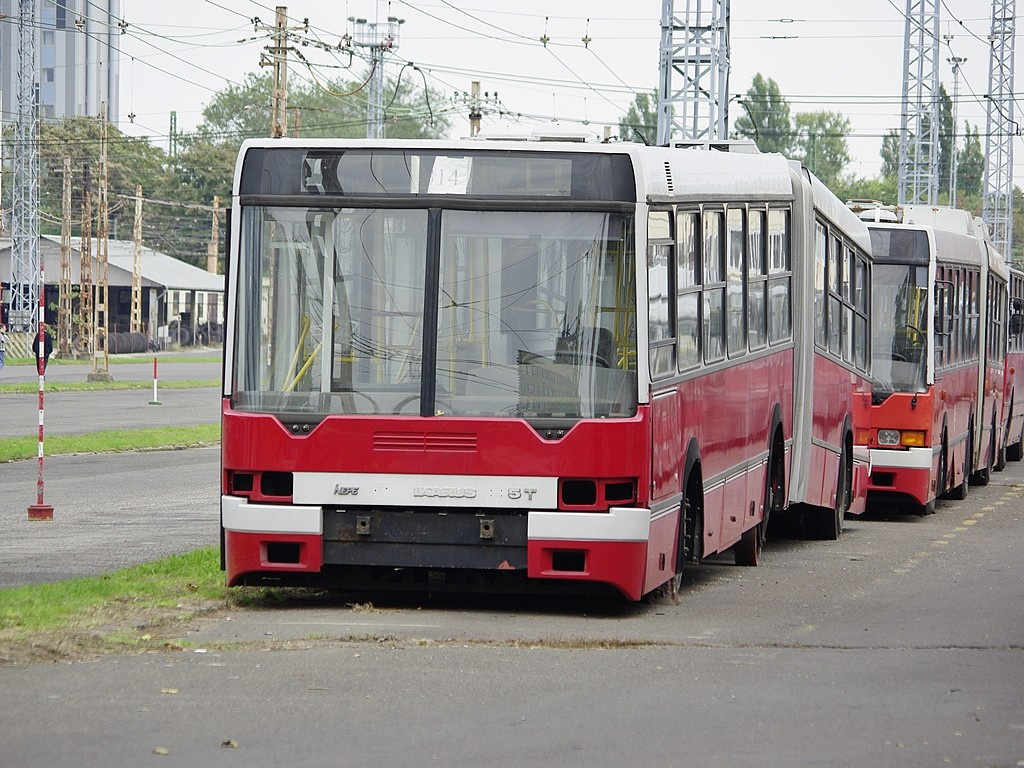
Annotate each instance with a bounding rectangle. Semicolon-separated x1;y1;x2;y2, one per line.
814;222;828;349
702;210;726;362
726;207;746;357
677;210;701;369
747;209;767;350
648;210;675;377
767;208;792;344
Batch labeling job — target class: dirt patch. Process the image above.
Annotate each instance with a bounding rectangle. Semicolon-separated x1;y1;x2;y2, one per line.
0;599;229;667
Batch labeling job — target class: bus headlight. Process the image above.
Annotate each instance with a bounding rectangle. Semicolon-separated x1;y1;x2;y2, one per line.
877;429;900;446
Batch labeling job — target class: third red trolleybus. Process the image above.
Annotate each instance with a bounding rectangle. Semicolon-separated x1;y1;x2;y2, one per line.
220;135;871;600
1000;266;1024;465
857;205;1008;514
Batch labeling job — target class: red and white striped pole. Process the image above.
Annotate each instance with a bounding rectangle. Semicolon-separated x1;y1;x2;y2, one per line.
28;264;54;521
149;355;162;405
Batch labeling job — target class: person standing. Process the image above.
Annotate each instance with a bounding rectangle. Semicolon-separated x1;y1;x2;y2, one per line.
0;323;8;378
32;322;54;373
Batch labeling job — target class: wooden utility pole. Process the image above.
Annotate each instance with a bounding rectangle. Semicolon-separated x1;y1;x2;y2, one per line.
58;158;73;357
130;184;143;333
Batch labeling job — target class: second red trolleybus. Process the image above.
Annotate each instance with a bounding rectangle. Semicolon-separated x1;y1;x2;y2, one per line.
858;205;1008;514
220;135;871;600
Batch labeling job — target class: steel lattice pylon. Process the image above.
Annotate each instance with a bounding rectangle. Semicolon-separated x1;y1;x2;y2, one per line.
351;17;403;139
982;0;1016;264
897;0;940;206
10;0;39;333
656;0;731;145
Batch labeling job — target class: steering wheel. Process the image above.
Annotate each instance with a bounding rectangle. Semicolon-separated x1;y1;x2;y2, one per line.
393;394;459;415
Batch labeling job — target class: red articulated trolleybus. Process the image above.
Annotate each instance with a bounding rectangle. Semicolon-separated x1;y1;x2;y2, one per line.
220;135;871;601
856;204;1008;515
1000;267;1024;465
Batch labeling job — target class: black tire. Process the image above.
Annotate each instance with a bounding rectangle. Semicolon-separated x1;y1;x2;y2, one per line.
970;420;996;486
948;439;970;501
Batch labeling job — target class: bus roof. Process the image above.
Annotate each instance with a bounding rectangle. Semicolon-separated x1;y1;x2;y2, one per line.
233;137;798;206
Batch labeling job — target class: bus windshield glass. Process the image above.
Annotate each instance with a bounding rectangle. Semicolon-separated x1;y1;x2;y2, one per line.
871;262;929;394
231;205;637;420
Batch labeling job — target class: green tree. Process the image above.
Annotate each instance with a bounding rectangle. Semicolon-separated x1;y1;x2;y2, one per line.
4;116;171;238
794;111;851;188
880;128;900;181
937;84;954;196
733;74;795;155
618;91;658;144
197;69;450;145
955;122;984;199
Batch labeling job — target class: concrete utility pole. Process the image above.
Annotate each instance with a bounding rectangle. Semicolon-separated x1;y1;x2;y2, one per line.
946;50;966;206
656;0;731;145
350;15;404;139
207;196;220;274
257;7;308;138
981;0;1016;263
90;105;112;382
453;81;501;137
269;7;288;138
11;0;40;334
897;0;940;206
130;185;143;334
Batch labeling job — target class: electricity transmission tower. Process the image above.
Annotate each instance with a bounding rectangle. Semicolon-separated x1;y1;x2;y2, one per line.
981;0;1016;263
656;0;731;145
897;0;941;206
350;16;404;139
10;0;40;333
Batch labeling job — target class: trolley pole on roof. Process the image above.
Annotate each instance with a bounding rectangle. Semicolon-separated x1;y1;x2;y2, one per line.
896;0;940;206
981;0;1016;264
656;0;731;145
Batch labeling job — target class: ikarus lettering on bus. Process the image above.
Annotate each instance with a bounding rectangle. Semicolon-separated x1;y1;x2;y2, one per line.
413;486;477;499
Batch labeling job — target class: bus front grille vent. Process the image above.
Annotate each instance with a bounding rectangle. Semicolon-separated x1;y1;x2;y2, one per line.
663;162;674;192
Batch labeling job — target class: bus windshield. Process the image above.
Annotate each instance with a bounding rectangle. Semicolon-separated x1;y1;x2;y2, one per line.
871;262;929;394
231;205;637;420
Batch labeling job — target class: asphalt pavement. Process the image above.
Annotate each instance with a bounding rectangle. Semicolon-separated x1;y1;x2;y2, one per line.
0;354;223;587
0;354;222;440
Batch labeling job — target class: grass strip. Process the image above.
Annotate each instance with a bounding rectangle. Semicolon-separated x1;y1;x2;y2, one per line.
0;547;227;634
0;379;220;394
0;423;221;463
